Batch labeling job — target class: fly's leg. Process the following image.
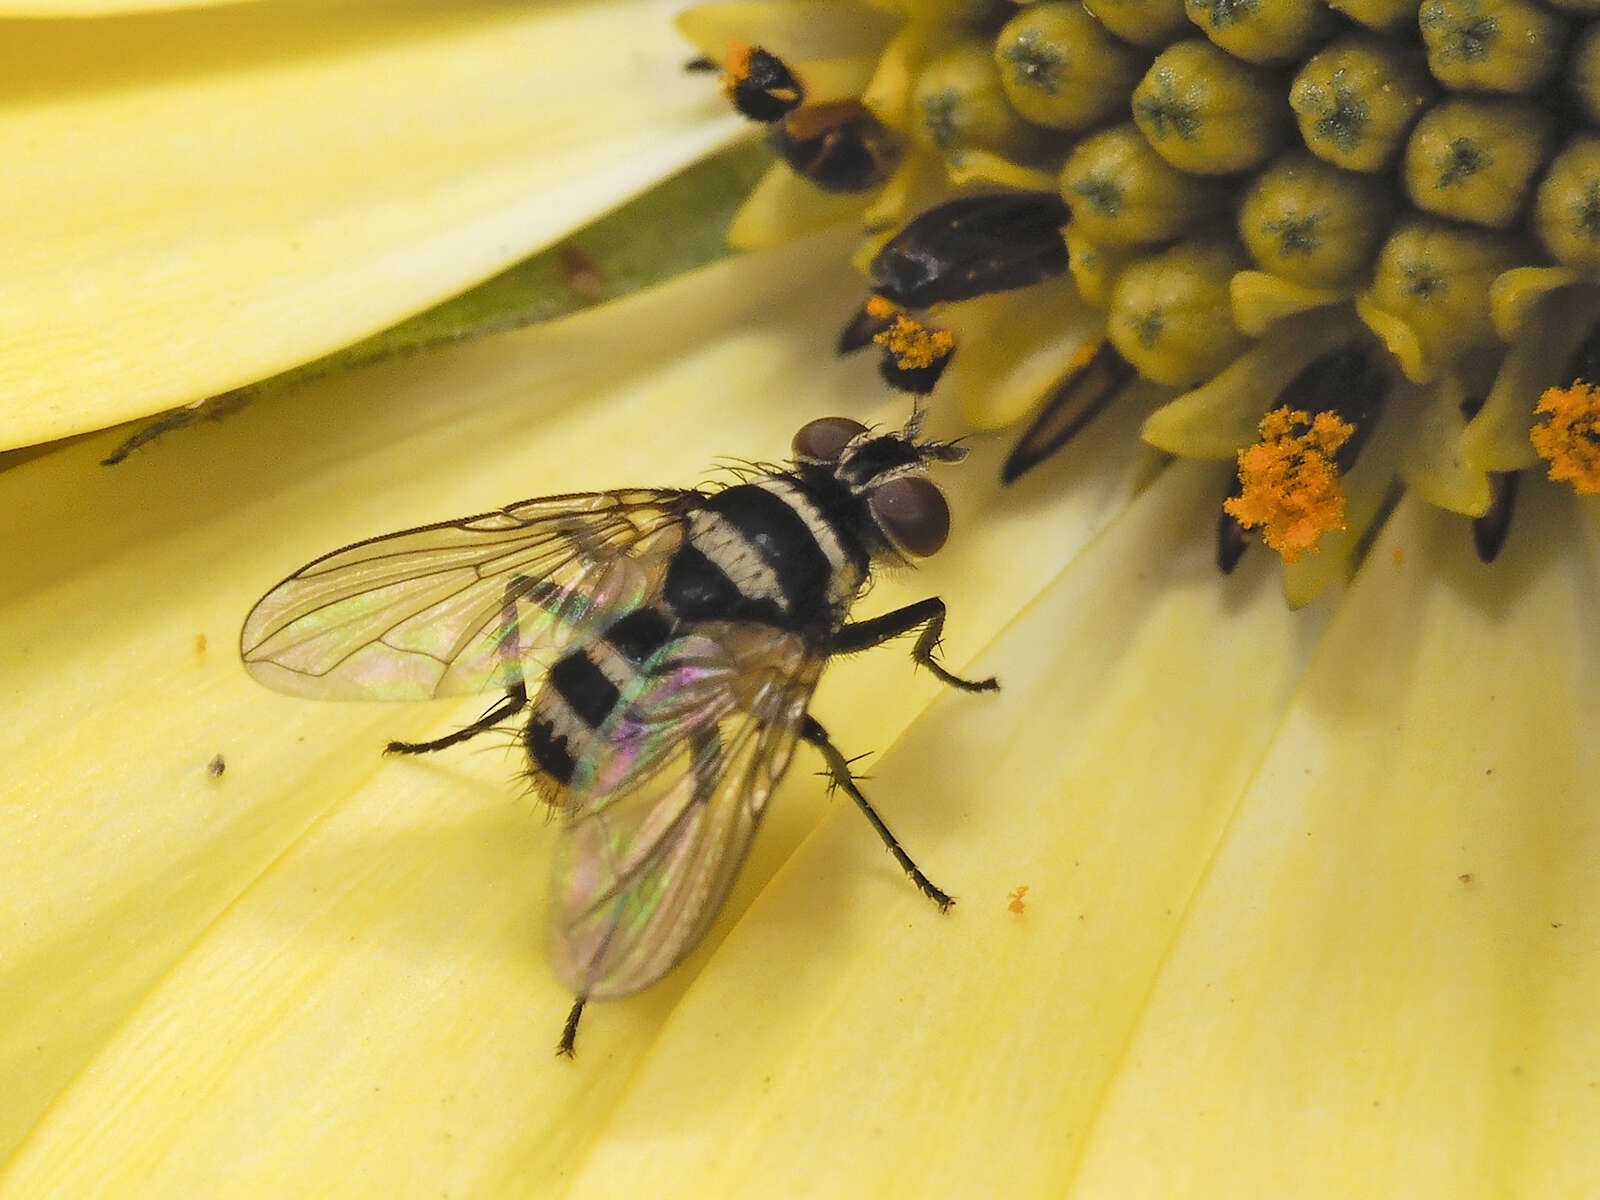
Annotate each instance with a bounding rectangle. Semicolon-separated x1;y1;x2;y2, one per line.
385;682;528;755
801;717;952;911
556;995;587;1059
832;597;998;693
386;576;536;755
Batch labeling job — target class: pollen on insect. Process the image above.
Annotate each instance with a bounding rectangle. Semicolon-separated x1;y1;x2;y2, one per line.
1007;885;1029;914
1530;382;1600;496
1224;406;1355;563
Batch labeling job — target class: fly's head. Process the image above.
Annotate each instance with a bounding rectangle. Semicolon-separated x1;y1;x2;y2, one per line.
790;409;966;561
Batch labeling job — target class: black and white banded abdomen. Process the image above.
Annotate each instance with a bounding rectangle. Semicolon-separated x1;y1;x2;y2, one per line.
524;607;676;796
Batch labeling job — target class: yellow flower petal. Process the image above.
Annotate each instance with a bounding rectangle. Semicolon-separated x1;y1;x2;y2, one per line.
1073;484;1600;1196
1;235;1149;1190
556;461;1323;1197
0;0;739;449
727;161;872;249
0;1;230;12
676;0;897;61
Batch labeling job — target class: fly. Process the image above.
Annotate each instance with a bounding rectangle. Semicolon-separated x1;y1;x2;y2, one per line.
240;408;997;1056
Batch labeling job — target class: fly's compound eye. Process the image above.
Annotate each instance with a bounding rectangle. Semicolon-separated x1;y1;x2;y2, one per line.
792;416;868;463
869;475;951;558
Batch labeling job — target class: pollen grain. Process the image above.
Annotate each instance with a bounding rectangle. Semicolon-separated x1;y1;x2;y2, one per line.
1224;406;1355;563
874;312;956;370
1530;382;1600;495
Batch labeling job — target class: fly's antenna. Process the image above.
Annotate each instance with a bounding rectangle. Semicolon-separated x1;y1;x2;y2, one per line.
902;397;929;441
903;399;967;464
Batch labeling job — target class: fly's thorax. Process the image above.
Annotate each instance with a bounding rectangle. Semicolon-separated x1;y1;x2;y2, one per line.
664;477;866;633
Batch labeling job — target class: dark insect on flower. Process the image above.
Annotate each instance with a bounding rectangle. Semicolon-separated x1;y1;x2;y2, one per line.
704;43;903;194
240;410;996;1057
771;100;902;193
718;43;805;122
867;191;1072;309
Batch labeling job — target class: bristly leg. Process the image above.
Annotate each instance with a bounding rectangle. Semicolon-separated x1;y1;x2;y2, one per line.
556;996;587;1059
385;683;528;756
833;597;999;693
802;717;953;911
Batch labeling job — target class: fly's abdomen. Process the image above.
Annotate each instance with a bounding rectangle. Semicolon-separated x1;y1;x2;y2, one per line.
524;607;675;800
664;479;863;632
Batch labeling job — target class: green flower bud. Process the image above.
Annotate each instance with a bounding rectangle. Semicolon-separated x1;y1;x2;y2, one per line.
1064;224;1138;307
1082;0;1192;47
1131;40;1288;174
1569;24;1600;124
1290;37;1434;172
1323;0;1420;31
1403;98;1553;228
1108;237;1252;384
1363;220;1522;377
1419;0;1566;94
993;3;1144;131
1237;151;1396;286
1534;137;1600;270
1183;0;1334;64
1061;123;1229;245
887;0;997;17
912;41;1040;157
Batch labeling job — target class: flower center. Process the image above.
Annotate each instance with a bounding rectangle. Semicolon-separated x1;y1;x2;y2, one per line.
688;0;1600;596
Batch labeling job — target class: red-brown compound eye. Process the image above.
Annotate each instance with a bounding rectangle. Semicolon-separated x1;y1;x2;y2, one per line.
792;416;867;463
869;475;950;557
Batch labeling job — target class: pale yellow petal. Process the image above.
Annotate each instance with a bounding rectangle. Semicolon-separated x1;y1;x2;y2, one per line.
676;0;897;60
558;460;1324;1198
0;1;238;12
727;161;872;248
0;0;740;450
0;234;1149;1191
1071;484;1600;1196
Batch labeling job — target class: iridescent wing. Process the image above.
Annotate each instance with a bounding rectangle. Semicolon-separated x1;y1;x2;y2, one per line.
548;620;823;999
241;489;693;700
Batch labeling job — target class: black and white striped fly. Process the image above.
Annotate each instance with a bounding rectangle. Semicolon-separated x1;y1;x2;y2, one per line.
240;409;996;1056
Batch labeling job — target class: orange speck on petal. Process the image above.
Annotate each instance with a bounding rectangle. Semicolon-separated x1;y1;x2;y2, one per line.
1067;339;1101;374
1391;546;1405;567
873;312;955;370
1530;382;1600;496
1007;885;1029;914
1223;406;1355;564
194;632;207;656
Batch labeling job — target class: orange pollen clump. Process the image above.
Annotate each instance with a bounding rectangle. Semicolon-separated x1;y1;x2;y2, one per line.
864;295;899;320
873;313;955;370
720;41;752;93
1530;382;1600;496
1223;406;1356;564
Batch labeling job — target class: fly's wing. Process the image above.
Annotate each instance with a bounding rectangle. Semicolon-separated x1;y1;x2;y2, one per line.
549;621;823;999
241;490;692;700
